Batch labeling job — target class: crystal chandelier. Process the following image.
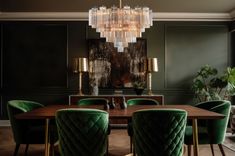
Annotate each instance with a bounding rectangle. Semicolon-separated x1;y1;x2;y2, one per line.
89;0;153;52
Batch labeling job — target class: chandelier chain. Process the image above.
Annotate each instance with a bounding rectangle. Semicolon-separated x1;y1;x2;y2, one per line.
119;0;122;8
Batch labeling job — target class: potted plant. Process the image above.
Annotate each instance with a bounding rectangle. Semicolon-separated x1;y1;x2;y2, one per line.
192;64;235;102
132;80;146;95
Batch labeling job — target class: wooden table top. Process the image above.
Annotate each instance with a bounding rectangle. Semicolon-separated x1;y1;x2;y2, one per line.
15;104;225;120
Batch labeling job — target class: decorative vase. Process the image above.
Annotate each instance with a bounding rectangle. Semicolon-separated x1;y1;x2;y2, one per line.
91;84;99;96
134;88;144;95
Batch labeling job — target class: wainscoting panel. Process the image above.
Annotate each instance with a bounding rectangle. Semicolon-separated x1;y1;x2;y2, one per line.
0;22;69;119
2;23;68;88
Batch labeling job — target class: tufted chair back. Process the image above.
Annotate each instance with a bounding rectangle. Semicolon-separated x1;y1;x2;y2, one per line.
77;98;108;106
127;98;160;152
7;100;44;144
133;109;187;156
184;100;231;156
127;98;159;106
56;109;109;156
7;100;58;156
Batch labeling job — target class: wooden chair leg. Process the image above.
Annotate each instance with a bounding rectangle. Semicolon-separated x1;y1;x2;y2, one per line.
130;136;133;153
210;144;215;156
24;144;29;156
132;137;136;156
106;137;109;156
14;144;20;156
218;144;226;156
187;145;191;156
50;143;54;156
133;148;136;156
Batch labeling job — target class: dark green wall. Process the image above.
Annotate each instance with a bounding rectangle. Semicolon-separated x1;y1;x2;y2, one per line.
146;22;229;104
231;21;235;106
0;21;232;119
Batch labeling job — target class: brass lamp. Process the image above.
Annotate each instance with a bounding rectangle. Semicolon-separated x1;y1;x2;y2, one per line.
147;58;158;95
73;58;88;95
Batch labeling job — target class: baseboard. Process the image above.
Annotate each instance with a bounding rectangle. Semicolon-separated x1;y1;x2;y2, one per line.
110;124;128;129
0;120;10;127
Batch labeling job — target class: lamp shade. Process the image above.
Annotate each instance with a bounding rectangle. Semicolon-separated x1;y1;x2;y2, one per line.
78;58;88;72
73;58;88;73
147;58;158;72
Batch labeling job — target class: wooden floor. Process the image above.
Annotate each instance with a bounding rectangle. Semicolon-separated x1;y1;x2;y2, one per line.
0;127;235;156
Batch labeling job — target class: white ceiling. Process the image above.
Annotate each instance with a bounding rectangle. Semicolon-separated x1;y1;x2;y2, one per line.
0;0;234;21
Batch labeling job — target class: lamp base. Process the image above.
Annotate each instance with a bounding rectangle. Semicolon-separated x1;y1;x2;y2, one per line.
148;90;154;95
78;90;84;96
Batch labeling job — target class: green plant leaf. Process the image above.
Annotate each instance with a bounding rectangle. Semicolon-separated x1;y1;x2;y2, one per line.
210;77;227;88
227;67;235;84
197;65;217;79
192;79;205;92
227;83;235;96
192;65;235;101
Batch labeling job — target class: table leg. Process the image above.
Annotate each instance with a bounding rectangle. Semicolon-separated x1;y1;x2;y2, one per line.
45;118;50;156
192;119;199;156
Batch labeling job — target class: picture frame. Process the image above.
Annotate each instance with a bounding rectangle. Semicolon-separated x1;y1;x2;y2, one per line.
88;38;147;89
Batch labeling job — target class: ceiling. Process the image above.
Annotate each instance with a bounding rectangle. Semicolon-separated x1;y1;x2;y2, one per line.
0;0;234;21
0;0;234;13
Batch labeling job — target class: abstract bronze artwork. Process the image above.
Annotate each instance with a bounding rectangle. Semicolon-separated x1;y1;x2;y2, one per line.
88;39;147;88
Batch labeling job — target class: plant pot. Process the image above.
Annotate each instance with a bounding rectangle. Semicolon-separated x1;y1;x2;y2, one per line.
134;88;144;95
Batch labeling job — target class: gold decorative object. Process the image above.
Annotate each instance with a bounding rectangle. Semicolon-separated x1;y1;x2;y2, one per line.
88;0;153;52
147;58;158;95
73;58;88;95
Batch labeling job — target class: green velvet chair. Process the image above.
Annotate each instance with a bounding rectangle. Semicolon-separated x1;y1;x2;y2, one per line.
127;98;159;152
7;100;57;156
126;98;159;106
55;109;109;156
77;98;109;106
132;109;187;156
184;100;231;156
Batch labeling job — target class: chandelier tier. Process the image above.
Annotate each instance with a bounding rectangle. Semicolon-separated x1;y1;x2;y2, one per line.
89;0;153;52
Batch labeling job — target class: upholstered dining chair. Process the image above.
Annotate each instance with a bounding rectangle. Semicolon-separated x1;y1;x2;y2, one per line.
55;109;109;156
77;98;109;106
7;100;57;156
126;98;159;106
184;100;231;156
132;109;187;156
77;97;111;135
126;98;159;152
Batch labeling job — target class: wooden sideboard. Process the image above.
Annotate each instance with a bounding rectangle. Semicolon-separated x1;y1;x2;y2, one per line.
69;94;164;106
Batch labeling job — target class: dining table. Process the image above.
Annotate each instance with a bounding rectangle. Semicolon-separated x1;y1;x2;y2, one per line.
15;104;225;156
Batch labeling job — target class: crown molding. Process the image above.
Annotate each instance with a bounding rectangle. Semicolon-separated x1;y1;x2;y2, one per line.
0;12;88;21
153;12;231;21
0;12;232;21
230;9;235;21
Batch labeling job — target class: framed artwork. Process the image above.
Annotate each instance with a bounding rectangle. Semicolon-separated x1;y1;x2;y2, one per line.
88;39;147;88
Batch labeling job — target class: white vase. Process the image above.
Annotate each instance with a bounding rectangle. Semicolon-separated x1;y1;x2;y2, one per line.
92;85;99;96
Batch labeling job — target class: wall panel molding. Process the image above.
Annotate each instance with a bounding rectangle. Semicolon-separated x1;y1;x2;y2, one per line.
230;9;235;20
165;24;229;90
2;23;68;89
